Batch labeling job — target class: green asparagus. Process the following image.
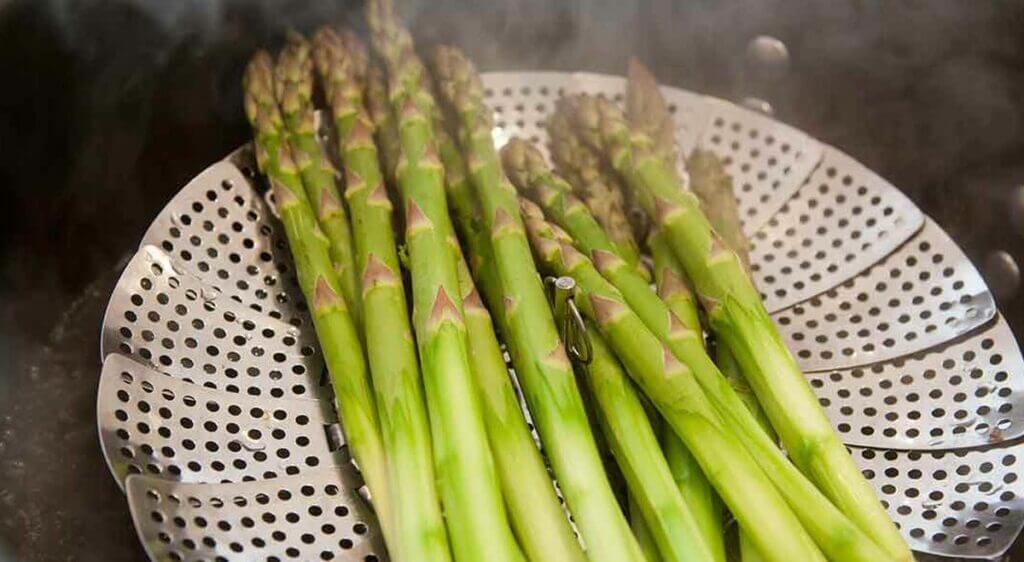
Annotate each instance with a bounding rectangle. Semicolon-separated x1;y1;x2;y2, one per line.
312;29;451;562
521;206;824;562
432;44;645;562
367;5;525;561
547;108;647;277
434;101;585;562
569;92;911;561
273;33;362;330
582;321;719;562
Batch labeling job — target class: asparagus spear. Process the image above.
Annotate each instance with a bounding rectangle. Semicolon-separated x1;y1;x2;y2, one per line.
624;57;680;180
243;50;392;541
366;63;403;190
431;45;645;562
431;100;586;562
455;254;588;562
521;207;824;562
582;321;718;562
273;33;362;330
686;149;751;270
569;93;911;561
312;29;451;562
629;492;662;562
627;66;771;560
367;7;524;561
547;108;647;278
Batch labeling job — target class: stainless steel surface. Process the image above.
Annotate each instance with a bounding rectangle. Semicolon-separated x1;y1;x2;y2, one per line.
97;354;342;488
698;96;824;236
126;468;385;562
809;315;1024;450
101;245;326;400
95;70;1024;561
752;144;926;312
140;161;309;328
773;219;997;372
855;444;1024;559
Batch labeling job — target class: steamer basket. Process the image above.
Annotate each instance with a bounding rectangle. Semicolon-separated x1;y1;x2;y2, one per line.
98;71;1024;561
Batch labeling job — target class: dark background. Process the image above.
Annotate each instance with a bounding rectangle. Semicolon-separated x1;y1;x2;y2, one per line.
2;0;1024;560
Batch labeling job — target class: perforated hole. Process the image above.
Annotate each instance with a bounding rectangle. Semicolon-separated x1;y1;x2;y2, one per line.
751;146;925;312
126;468;383;562
98;355;341;486
855;445;1024;558
103;246;325;399
773;219;996;371
141;161;307;327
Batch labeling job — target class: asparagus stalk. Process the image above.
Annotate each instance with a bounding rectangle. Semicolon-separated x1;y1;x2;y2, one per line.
431;45;645;562
243;50;391;540
433;106;585;562
273;33;362;329
582;321;718;562
366;63;403;190
312;29;451;562
521;207;824;562
367;7;524;561
569;93;911;561
629;492;662;562
624;58;680;180
455;254;588;562
547;108;647;278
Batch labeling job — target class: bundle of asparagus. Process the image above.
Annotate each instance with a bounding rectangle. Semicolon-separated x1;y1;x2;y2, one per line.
235;5;913;560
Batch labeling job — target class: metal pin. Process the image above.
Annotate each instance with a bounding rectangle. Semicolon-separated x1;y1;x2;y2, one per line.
545;276;592;364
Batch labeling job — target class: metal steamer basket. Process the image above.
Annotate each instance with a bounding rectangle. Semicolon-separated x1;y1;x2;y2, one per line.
96;71;1024;561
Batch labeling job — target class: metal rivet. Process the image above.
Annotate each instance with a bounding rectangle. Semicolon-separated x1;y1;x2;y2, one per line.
983;250;1020;301
745;35;790;76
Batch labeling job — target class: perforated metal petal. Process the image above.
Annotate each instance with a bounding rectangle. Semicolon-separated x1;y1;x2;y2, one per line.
855;444;1024;559
752;144;926;312
126;467;386;562
773;219;997;372
98;354;342;489
697;97;823;237
809;315;1024;450
140;160;308;327
102;245;327;400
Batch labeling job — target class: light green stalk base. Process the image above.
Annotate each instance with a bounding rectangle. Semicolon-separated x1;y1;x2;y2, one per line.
586;324;718;562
